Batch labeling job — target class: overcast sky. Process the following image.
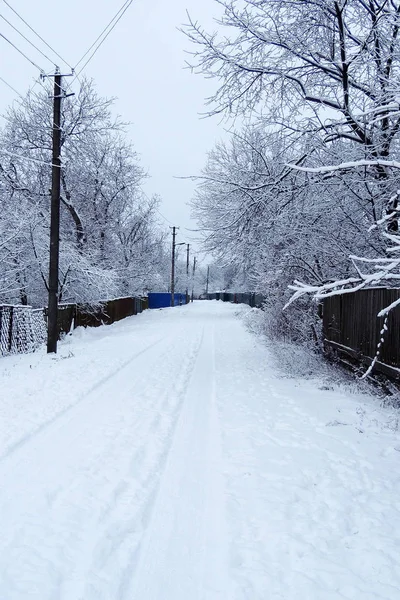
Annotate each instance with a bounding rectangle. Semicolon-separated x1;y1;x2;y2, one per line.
0;0;226;251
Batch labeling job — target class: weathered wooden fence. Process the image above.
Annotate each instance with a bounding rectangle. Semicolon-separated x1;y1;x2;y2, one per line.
322;288;400;378
57;296;148;334
0;296;148;357
208;288;400;378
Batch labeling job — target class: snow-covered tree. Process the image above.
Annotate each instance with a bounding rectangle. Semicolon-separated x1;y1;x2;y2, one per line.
0;79;166;306
185;0;400;341
185;1;400;153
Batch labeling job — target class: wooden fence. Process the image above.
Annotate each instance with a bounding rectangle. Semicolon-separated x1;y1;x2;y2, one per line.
322;288;400;379
0;296;148;357
207;288;400;379
57;296;148;335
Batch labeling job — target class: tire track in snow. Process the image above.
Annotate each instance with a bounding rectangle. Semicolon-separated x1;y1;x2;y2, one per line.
120;323;233;600
80;326;206;599
0;336;166;465
0;327;201;600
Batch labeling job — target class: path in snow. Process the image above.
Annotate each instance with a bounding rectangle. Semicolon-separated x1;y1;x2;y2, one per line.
0;301;400;599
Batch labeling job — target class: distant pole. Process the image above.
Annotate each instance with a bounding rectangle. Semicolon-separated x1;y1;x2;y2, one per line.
191;256;197;302
47;70;62;354
206;265;210;295
186;243;190;303
170;226;177;307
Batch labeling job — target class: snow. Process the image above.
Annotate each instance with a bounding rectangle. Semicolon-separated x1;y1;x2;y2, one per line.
0;300;400;599
286;158;400;173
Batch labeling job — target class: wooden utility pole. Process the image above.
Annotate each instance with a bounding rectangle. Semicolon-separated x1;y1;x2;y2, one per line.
206;265;210;295
47;71;62;354
191;256;197;302
186;243;190;303
170;226;177;307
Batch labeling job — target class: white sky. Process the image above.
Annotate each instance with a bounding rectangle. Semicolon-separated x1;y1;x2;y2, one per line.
0;0;226;250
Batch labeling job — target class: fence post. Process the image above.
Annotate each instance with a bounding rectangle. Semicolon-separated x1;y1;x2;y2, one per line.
8;307;13;353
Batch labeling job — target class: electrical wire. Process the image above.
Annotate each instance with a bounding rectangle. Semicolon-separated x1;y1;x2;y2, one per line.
0;75;48;122
0;30;44;73
67;0;133;89
0;12;56;66
0;75;23;98
74;0;132;71
0;71;48;120
0;148;61;168
155;207;175;226
2;0;73;71
140;189;175;226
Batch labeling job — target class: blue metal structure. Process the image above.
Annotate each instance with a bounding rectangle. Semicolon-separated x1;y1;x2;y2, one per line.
148;293;187;309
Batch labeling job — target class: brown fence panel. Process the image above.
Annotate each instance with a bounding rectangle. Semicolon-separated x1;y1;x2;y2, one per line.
1;296;149;358
323;288;400;374
106;297;136;323
381;289;400;367
74;297;142;329
135;297;146;314
75;304;105;328
57;304;76;336
254;294;264;308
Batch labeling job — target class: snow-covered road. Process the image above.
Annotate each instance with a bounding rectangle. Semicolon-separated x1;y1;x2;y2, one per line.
1;301;400;599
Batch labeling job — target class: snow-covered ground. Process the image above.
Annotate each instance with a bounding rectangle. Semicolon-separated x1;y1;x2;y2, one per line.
0;300;400;599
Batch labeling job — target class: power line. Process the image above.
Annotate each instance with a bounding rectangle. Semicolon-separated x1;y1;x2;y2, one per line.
70;0;133;86
155;207;174;226
0;77;46;123
30;73;50;94
0;12;55;66
74;2;133;79
74;0;132;70
141;189;175;226
0;75;23;98
143;190;195;235
0;148;61;168
0;72;49;119
2;0;73;71
0;30;44;73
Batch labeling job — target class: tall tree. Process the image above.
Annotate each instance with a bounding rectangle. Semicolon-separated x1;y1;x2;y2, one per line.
185;1;400;337
0;79;166;305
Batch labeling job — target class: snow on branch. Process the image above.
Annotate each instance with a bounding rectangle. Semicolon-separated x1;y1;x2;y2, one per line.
286;159;400;174
285;221;400;324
